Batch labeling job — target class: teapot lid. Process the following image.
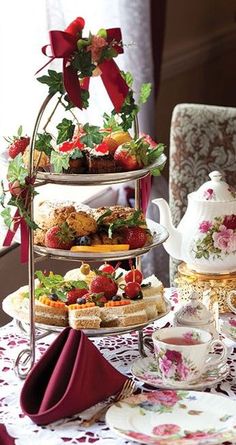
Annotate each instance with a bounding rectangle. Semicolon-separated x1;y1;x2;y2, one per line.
191;171;236;202
175;291;214;326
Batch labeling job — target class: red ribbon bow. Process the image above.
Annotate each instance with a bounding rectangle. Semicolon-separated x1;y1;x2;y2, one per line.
36;17;129;112
3;176;35;263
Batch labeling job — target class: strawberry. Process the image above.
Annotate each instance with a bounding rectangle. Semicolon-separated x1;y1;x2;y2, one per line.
99;263;115;274
90;275;118;300
45;223;75;249
124;281;141;299
6;126;30;159
66;288;88;305
121;227;147;249
125;268;143;284
114;144;140;171
59;137;84;152
65;17;85;36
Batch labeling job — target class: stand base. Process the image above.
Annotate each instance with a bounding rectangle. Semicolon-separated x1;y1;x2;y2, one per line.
176;262;236;313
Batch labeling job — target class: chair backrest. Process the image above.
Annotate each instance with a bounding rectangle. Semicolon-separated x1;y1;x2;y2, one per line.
169;103;236;283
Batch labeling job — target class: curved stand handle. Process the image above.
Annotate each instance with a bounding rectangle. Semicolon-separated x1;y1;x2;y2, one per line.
227;290;236;314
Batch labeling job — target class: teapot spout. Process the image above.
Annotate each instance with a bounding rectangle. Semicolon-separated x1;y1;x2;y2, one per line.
152;198;182;260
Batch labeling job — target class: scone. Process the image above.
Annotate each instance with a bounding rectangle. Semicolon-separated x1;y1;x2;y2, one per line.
66;211;97;236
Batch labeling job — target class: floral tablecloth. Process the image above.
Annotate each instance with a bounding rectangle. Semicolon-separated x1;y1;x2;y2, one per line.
0;289;236;445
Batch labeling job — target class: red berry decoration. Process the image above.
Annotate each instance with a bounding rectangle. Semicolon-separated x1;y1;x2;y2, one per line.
114;144;140;171
90;275;118;299
124;282;141;299
65;17;85;36
122;227;147;249
125;268;143;284
66;288;88;305
45;223;75;250
99;263;115;274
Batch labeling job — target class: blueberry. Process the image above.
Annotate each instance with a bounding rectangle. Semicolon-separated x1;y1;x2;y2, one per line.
49;293;58;301
74;236;82;246
112;295;121;301
79;236;91;246
77;297;86;305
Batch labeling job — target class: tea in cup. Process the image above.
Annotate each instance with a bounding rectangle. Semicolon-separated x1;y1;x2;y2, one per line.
152;326;227;386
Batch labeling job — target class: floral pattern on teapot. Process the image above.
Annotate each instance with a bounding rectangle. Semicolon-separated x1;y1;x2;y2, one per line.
193;214;236;260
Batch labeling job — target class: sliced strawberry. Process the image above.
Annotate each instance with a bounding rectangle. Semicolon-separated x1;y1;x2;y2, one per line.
66;288;88;305
45;223;75;249
121;227;147;249
99;263;115;274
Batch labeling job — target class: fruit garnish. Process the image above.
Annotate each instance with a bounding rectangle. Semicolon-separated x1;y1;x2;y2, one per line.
109;130;132;146
105;300;131;307
68;302;96;310
124;282;142;299
121;227;147;249
45;223;75;249
125;268;143;284
66;288;88;305
5;126;30;159
114;144;140;171
74;235;91;246
90;275;118;299
99;263;115;274
80;263;91;275
70;244;129;252
39;295;67;308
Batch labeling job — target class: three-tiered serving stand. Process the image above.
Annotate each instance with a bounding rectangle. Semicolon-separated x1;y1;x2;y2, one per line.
14;93;169;378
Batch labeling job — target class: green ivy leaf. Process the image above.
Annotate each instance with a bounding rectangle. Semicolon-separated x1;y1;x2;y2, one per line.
7;155;28;184
71;50;95;78
138;83;152;105
103;113;122;131
121;71;134;87
56;118;75;144
80;123;103;148
35;132;53;156
50;151;70;173
0;207;12;228
37;70;64;95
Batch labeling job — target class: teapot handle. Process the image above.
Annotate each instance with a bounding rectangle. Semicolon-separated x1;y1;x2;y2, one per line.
227;290;236;314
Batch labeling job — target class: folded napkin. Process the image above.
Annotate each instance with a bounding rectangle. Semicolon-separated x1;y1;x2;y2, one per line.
0;424;15;445
20;327;127;425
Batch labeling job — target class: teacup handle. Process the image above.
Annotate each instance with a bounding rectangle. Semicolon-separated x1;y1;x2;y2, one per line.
143;335;154;355
227;290;236;314
205;340;228;369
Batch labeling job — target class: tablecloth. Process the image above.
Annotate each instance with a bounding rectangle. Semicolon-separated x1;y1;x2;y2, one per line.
0;289;236;445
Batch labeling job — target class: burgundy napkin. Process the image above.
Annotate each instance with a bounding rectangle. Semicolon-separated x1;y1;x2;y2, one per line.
0;424;15;445
20;327;127;425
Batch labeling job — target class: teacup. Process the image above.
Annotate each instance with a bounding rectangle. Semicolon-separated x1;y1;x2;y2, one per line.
151;326;227;386
227;290;236;314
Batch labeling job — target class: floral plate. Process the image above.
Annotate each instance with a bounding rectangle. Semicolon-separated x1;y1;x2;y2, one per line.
105;390;236;445
131;356;229;390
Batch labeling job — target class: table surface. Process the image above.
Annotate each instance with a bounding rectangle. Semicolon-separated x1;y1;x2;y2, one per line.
0;289;236;445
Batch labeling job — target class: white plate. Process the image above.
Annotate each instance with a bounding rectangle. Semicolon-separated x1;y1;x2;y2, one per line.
106;390;236;445
34;219;169;261
2;295;171;337
36;154;167;186
131;356;229;390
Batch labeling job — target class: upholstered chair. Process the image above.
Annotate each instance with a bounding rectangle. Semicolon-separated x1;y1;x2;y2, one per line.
169;103;236;284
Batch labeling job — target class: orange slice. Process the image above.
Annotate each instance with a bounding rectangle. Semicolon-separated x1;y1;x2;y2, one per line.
70;244;130;253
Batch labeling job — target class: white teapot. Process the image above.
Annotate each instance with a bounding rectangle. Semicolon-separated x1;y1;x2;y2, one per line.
153;171;236;273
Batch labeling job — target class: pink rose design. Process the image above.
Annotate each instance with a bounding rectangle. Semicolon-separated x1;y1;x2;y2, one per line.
203;188;215;200
148;390;180;407
212;225;236;253
199;220;212;233
159;356;173;377
223;214;236;230
165;349;182;364
176;361;189;379
229;318;236;327
153;424;180;436
184;431;217;439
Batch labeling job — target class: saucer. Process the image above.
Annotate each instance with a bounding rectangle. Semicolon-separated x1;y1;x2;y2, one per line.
131;355;229;390
221;317;236;342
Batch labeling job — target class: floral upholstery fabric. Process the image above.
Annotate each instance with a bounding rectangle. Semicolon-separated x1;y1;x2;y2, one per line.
169;103;236;283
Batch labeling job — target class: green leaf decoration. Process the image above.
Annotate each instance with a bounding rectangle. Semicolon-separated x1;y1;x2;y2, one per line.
7;155;28;184
1;208;12;228
37;70;64;95
56;118;75;144
103;113;122;131
71;50;96;78
121;71;134;87
80;123;103;148
138;83;152;105
80;89;90;109
35;132;53;156
17;125;23;137
33;271;88;301
50;151;70;173
70;149;84;160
